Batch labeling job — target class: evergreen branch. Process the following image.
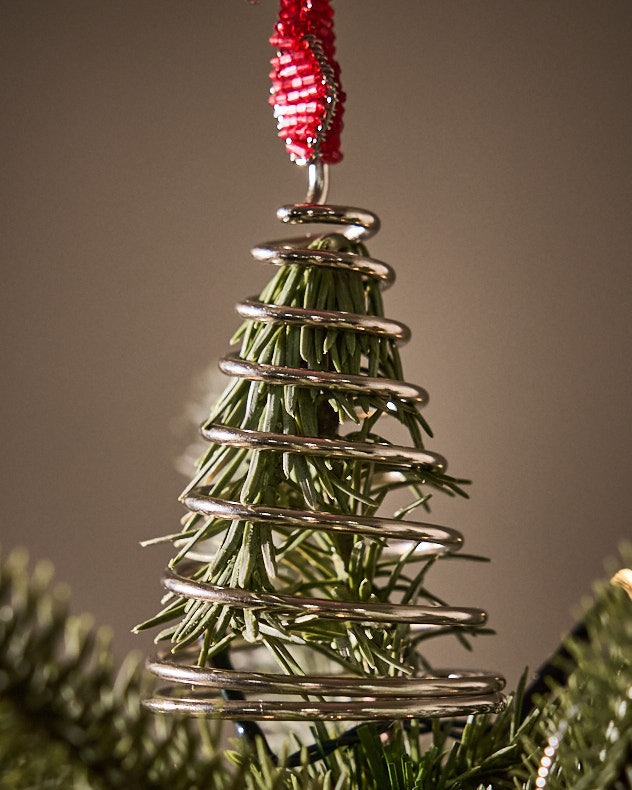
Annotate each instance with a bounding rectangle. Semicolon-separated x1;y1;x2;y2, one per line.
517;544;632;789
0;547;233;790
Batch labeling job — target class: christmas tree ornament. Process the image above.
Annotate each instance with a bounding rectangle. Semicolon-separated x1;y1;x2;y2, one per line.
138;0;505;729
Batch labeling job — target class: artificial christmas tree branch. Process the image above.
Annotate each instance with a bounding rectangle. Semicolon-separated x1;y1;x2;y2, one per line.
2;543;630;787
0;547;235;790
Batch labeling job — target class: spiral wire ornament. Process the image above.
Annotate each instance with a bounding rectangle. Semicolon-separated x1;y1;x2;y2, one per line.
146;162;506;722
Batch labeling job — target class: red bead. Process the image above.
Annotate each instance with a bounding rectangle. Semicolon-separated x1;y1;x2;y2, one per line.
269;0;344;164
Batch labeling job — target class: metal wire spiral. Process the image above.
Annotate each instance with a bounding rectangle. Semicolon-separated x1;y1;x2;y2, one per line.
146;162;506;722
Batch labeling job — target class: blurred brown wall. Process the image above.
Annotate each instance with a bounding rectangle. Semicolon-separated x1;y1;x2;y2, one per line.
2;0;631;690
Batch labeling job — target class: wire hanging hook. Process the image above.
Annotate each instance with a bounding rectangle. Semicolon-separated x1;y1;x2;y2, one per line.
306;160;329;205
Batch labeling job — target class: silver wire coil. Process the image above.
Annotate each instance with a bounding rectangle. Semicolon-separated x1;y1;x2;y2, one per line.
146;163;505;721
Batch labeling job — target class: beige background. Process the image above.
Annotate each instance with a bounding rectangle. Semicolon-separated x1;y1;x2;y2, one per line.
2;0;631;693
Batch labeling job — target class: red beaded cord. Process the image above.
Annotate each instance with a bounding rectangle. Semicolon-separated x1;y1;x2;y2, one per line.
269;0;345;165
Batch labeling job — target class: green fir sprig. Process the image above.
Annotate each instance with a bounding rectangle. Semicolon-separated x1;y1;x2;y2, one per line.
136;232;473;686
0;548;232;790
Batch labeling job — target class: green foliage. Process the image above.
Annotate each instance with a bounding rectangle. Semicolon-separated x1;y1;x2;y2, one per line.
226;739;350;790
0;547;235;790
137;233;472;684
1;545;631;787
216;677;537;790
308;676;538;790
518;547;632;789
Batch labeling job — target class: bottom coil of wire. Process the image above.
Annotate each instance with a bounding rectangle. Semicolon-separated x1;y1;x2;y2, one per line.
146;641;505;721
145;688;505;722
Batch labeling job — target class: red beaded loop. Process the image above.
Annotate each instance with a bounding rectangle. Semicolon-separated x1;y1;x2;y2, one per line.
269;0;344;165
